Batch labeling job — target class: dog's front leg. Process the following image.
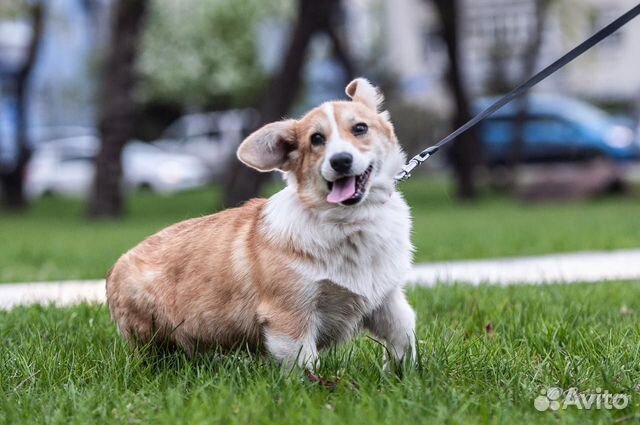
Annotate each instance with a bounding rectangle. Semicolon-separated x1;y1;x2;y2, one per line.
364;288;416;368
263;316;318;371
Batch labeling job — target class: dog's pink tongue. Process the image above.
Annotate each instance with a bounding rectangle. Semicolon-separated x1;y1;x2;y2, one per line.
327;176;356;204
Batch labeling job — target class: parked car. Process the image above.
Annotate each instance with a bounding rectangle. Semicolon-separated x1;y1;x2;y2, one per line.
475;94;640;165
29;125;97;144
154;109;258;179
25;136;210;199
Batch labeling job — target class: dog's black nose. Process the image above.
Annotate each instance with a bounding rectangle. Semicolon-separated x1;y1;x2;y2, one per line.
329;152;353;173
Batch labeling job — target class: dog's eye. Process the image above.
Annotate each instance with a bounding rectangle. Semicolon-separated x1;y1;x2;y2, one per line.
310;132;325;146
352;122;368;136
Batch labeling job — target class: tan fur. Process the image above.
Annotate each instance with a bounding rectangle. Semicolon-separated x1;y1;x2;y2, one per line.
107;199;313;353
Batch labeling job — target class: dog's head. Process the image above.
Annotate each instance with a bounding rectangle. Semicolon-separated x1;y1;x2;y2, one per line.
237;78;406;208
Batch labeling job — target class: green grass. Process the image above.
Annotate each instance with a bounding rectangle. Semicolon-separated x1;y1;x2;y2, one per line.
407;181;640;262
2;181;640;423
2;282;640;424
1;179;639;283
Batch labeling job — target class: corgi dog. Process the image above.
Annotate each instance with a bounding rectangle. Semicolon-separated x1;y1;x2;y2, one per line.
106;78;416;369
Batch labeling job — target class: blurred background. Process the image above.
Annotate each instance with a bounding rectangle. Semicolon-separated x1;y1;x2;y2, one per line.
1;0;640;283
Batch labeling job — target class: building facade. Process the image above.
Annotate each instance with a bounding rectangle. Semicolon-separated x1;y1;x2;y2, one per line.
378;0;640;106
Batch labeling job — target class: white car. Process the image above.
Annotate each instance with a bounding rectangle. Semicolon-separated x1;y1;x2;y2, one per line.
153;109;258;180
25;136;211;199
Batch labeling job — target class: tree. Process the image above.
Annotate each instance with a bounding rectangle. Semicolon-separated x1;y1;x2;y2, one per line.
138;0;276;111
222;0;354;208
430;0;480;199
484;0;550;188
509;0;550;178
87;0;149;218
0;2;44;209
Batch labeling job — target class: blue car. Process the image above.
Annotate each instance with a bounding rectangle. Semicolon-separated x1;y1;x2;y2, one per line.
475;94;640;165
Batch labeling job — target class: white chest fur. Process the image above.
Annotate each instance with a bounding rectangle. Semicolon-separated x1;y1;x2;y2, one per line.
262;186;413;309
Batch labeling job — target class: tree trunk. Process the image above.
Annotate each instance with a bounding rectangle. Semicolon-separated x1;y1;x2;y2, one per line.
326;24;356;81
222;0;345;208
509;0;548;178
0;3;44;209
87;0;148;218
431;0;479;199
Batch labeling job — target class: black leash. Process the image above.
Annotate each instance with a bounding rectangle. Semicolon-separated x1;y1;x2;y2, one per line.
395;2;640;181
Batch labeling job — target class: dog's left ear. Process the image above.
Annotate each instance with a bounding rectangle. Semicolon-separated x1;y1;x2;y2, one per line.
345;78;384;112
237;119;297;172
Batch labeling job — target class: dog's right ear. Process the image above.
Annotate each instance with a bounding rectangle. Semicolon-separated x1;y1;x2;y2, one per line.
345;78;384;112
237;120;297;172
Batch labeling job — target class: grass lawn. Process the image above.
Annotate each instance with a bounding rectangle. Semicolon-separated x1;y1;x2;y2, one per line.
2;180;639;423
1;178;639;283
2;281;640;424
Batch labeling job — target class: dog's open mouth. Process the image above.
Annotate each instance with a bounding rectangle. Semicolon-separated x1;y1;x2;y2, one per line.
326;164;373;205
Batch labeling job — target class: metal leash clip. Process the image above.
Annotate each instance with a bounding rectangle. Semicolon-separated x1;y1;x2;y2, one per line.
394;145;440;182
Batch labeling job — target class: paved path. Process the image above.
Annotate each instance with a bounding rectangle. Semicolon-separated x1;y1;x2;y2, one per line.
408;249;640;286
2;249;640;310
0;280;106;310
